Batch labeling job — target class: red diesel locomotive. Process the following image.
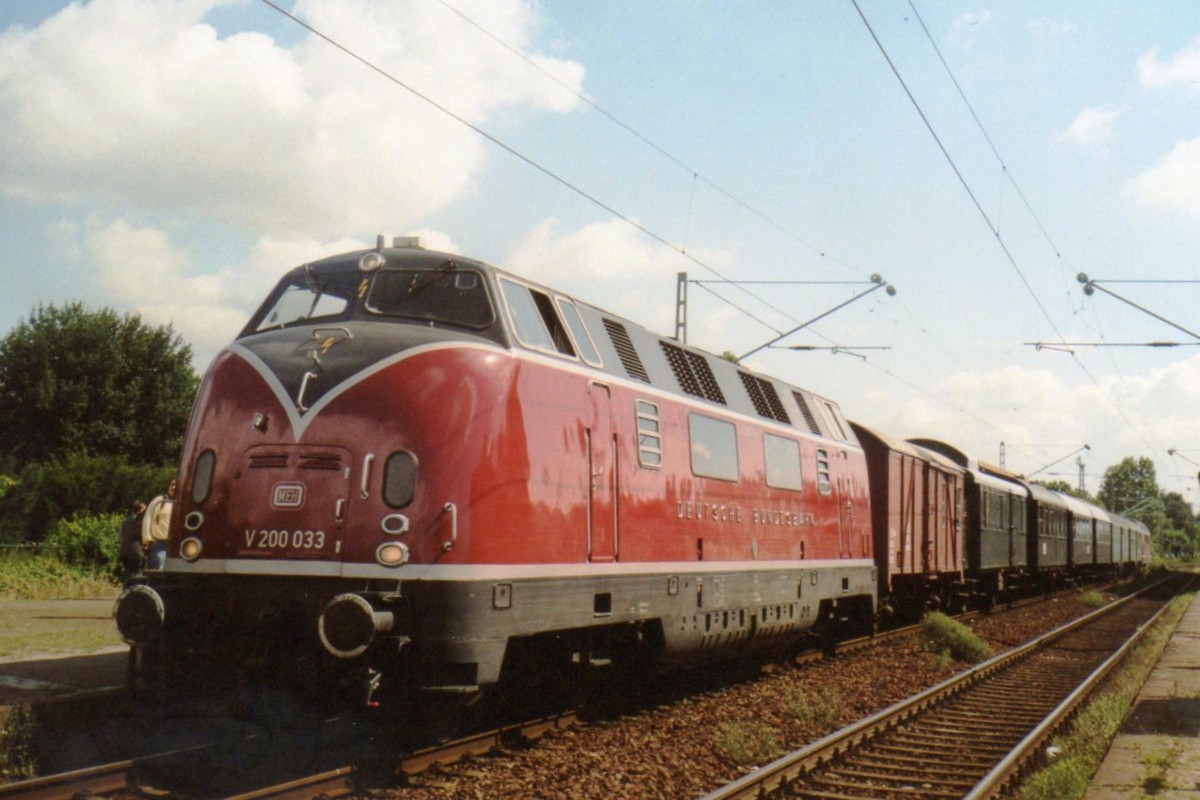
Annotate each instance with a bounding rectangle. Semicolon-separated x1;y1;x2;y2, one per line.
115;238;877;703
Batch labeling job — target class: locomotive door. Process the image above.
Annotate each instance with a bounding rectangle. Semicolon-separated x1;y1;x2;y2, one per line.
587;381;617;562
228;444;350;561
836;472;852;559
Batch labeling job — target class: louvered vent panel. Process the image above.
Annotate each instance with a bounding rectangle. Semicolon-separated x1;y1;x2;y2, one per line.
660;342;702;397
687;351;726;405
791;390;823;435
660;342;727;404
602;319;651;383
740;372;790;424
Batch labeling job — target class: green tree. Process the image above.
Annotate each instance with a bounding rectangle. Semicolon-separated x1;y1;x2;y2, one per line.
0;303;197;465
1098;456;1169;551
1161;491;1198;561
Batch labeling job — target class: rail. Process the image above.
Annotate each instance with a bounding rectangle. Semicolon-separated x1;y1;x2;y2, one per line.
698;575;1184;800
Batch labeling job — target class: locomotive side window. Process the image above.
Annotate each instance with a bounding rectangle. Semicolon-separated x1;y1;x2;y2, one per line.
383;451;418;508
367;268;493;328
819;400;848;441
688;413;738;482
763;434;802;491
636;400;662;468
815;448;832;495
500;278;576;357
556;297;603;366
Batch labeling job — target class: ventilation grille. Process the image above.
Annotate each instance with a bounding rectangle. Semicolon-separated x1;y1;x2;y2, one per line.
740;372;791;424
300;454;343;471
602;319;650;383
791;390;822;435
248;453;289;470
660;342;726;404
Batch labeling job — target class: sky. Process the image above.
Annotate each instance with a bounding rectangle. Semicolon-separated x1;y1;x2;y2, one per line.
2;0;1199;502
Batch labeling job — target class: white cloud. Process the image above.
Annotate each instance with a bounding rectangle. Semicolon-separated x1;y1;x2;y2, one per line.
1137;37;1200;92
0;0;584;238
859;357;1200;492
1128;137;1200;219
76;218;418;367
1056;105;1127;152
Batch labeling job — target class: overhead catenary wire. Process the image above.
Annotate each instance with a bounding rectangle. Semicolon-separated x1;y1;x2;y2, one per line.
259;0;921;359
849;0;1067;345
873;1;1177;482
260;0;1139;482
255;0;801;339
431;0;872;281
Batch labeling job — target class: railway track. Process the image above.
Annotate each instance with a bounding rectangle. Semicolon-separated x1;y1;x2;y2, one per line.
0;582;1131;800
0;710;579;800
700;575;1190;800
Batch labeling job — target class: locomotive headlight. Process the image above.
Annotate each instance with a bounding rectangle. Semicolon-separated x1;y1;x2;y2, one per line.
359;252;386;272
180;537;203;561
376;542;409;567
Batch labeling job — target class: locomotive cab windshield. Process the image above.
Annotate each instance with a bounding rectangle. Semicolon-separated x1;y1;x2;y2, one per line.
240;257;496;337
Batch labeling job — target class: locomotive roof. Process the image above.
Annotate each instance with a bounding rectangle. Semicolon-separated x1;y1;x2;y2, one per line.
319;242;861;447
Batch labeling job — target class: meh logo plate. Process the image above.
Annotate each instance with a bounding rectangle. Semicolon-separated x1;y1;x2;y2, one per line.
271;482;305;509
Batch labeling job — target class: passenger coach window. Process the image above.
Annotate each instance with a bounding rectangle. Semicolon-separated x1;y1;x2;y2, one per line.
763;434;802;491
688;413;738;481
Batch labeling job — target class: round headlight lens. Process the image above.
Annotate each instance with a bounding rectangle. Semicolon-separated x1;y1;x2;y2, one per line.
375;542;409;567
180;537;203;561
359;252;386;272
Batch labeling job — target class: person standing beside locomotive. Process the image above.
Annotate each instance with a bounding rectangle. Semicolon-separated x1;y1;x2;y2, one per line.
118;499;148;583
141;479;176;570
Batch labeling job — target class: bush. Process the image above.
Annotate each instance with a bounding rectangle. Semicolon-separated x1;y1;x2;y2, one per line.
0;451;173;542
918;612;993;664
1079;590;1107;608
42;513;123;582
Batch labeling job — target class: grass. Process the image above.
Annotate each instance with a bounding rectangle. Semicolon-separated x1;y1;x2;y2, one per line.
0;598;124;660
0;550;119;601
714;720;783;766
1139;738;1183;795
1014;591;1194;800
1080;590;1108;608
786;685;841;727
0;547;122;659
918;611;993;664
